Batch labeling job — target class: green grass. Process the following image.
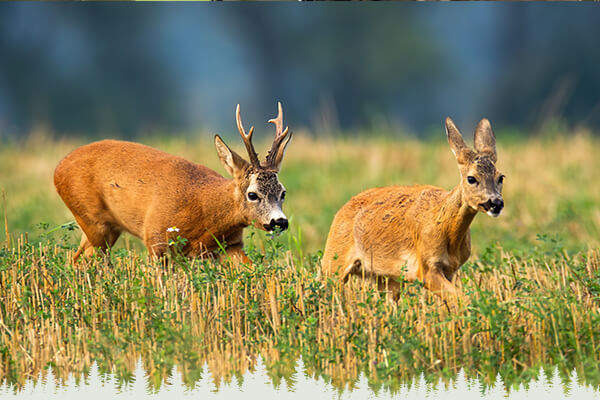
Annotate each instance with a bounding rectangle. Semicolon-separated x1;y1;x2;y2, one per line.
0;131;599;392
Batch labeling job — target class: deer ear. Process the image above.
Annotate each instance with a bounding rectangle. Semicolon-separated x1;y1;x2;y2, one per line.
445;117;472;164
271;131;292;171
214;135;249;177
473;118;497;162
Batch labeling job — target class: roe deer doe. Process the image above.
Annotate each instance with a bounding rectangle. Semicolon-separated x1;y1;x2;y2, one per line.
321;117;504;298
54;102;292;262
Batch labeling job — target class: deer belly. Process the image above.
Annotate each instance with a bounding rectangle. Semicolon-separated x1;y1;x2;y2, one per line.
364;251;419;281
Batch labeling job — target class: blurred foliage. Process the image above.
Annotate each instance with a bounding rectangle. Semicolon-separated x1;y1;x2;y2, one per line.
0;4;599;137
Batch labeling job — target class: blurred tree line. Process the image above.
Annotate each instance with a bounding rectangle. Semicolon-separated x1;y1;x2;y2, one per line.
0;3;599;138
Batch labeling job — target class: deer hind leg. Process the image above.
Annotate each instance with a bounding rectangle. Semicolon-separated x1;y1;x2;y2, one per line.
73;232;94;261
73;222;121;262
323;242;361;282
340;259;361;282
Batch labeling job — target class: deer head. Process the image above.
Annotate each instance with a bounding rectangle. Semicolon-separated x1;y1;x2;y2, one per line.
214;102;293;232
446;117;504;217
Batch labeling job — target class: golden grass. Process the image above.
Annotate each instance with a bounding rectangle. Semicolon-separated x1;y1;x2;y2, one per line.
0;235;598;391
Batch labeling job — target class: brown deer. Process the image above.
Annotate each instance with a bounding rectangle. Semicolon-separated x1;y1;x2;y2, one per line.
54;102;292;262
321;117;504;298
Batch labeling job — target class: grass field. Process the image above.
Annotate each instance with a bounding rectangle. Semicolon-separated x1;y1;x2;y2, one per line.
0;130;599;392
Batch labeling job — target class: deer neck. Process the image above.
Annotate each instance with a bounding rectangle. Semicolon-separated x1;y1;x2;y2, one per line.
200;179;247;235
438;185;477;248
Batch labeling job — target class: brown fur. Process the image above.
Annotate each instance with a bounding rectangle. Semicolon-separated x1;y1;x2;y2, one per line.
322;117;504;299
54;104;292;261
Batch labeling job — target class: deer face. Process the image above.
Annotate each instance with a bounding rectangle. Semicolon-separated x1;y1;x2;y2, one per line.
242;169;287;231
460;154;504;217
446;117;504;217
215;103;292;232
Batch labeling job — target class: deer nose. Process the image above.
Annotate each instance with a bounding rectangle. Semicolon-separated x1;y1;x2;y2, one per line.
269;218;288;232
491;198;504;211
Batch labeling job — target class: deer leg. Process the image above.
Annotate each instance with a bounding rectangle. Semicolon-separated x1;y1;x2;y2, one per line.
220;243;250;266
340;259;361;282
72;215;121;262
423;266;459;300
142;223;172;259
144;237;167;260
377;276;403;301
73;232;94;261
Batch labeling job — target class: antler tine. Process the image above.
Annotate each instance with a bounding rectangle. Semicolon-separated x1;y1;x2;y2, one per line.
265;102;291;168
267;102;286;138
235;104;260;168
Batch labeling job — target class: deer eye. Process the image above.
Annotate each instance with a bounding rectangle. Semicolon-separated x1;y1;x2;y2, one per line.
467;176;478;185
247;192;259;201
281;191;286;200
498;175;505;184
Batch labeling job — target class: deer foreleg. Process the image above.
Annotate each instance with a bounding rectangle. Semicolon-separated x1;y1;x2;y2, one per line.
220;243;250;266
423;263;460;299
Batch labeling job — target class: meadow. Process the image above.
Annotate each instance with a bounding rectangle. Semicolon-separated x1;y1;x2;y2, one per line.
0;129;599;392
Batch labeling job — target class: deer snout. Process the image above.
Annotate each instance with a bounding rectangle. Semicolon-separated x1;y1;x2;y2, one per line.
485;197;504;217
263;209;288;232
491;198;504;210
266;218;288;232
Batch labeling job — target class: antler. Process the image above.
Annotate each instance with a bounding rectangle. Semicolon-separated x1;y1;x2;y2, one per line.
236;104;261;168
265;102;290;169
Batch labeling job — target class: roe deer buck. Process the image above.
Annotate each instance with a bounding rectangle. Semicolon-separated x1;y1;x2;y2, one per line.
321;117;504;298
54;102;292;262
